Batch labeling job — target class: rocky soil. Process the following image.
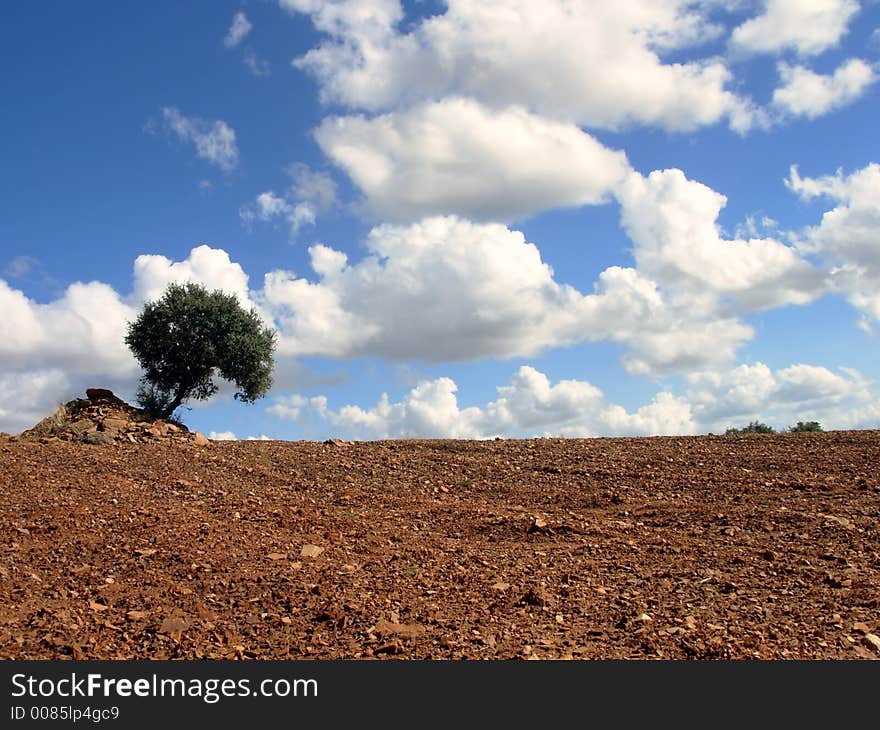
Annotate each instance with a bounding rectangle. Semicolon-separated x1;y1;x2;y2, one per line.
1;429;878;659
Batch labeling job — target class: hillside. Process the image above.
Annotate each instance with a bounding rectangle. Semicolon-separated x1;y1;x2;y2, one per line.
1;431;878;659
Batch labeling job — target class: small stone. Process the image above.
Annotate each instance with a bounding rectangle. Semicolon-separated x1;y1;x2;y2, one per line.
82;431;114;445
300;544;324;558
159;616;190;634
864;633;880;653
373;618;425;639
193;432;210;446
522;585;550;607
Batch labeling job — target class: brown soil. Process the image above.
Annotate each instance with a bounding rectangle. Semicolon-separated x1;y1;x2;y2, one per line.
1;431;878;660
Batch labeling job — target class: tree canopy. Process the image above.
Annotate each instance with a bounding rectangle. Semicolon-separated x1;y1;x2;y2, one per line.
125;282;276;420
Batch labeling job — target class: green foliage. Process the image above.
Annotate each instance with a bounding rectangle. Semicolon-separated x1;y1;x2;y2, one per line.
789;421;823;432
125;282;276;420
724;420;775;435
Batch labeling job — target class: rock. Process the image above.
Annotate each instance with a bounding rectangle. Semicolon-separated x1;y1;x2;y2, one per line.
100;418;129;433
864;633;880;653
300;544;324;558
193;432;210;446
323;438;349;447
86;388;116;401
158;616;190;634
522;585;551;607
82;431;114;445
373;618;425;639
70;419;98;436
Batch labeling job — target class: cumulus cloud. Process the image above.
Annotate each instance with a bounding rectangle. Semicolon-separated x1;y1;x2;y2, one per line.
0;278;138;376
262;215;747;373
132;244;256;311
787;162;880;320
224;11;253;48
314;97;630;222
161;107;239;171
270;365;696;438
208;431;238;440
272;360;880;439
773;59;876;119
730;0;860;57
284;0;757;132
240;164;337;238
0;370;75;434
616;168;823;312
686;361;878;432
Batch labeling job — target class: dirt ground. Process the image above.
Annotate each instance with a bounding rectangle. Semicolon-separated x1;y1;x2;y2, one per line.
1;431;878;660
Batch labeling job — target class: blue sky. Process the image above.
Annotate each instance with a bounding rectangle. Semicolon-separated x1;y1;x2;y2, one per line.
1;0;879;439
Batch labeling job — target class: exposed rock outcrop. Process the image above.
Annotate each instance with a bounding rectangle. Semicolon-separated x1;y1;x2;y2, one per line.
15;389;210;446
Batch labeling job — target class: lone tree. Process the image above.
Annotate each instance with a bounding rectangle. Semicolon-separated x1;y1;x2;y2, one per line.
125;282;276;420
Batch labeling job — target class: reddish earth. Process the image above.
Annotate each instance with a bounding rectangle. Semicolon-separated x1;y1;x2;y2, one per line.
1;431;878;660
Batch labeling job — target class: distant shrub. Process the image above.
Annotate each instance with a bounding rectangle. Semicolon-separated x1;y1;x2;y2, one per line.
789;421;823;433
725;421;775;435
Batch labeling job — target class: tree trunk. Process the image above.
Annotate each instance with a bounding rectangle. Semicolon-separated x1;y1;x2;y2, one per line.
159;386;188;421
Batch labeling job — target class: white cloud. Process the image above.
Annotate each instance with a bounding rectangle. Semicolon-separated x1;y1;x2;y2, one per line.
272;360;880;439
687;361;878;432
240;164;336;238
0;370;75;434
286;0;757;133
224;11;253;48
270;365;696;438
161;107;239;171
208;430;238;440
787;162;880;320
0;278;137;376
730;0;860;57
261;215;754;374
314;97;630;222
132;244;256;312
4;255;38;278
773;59;876;119
616;168;823;311
244;51;271;77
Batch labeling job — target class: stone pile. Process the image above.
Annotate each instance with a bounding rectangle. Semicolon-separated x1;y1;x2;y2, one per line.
11;388;210;446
